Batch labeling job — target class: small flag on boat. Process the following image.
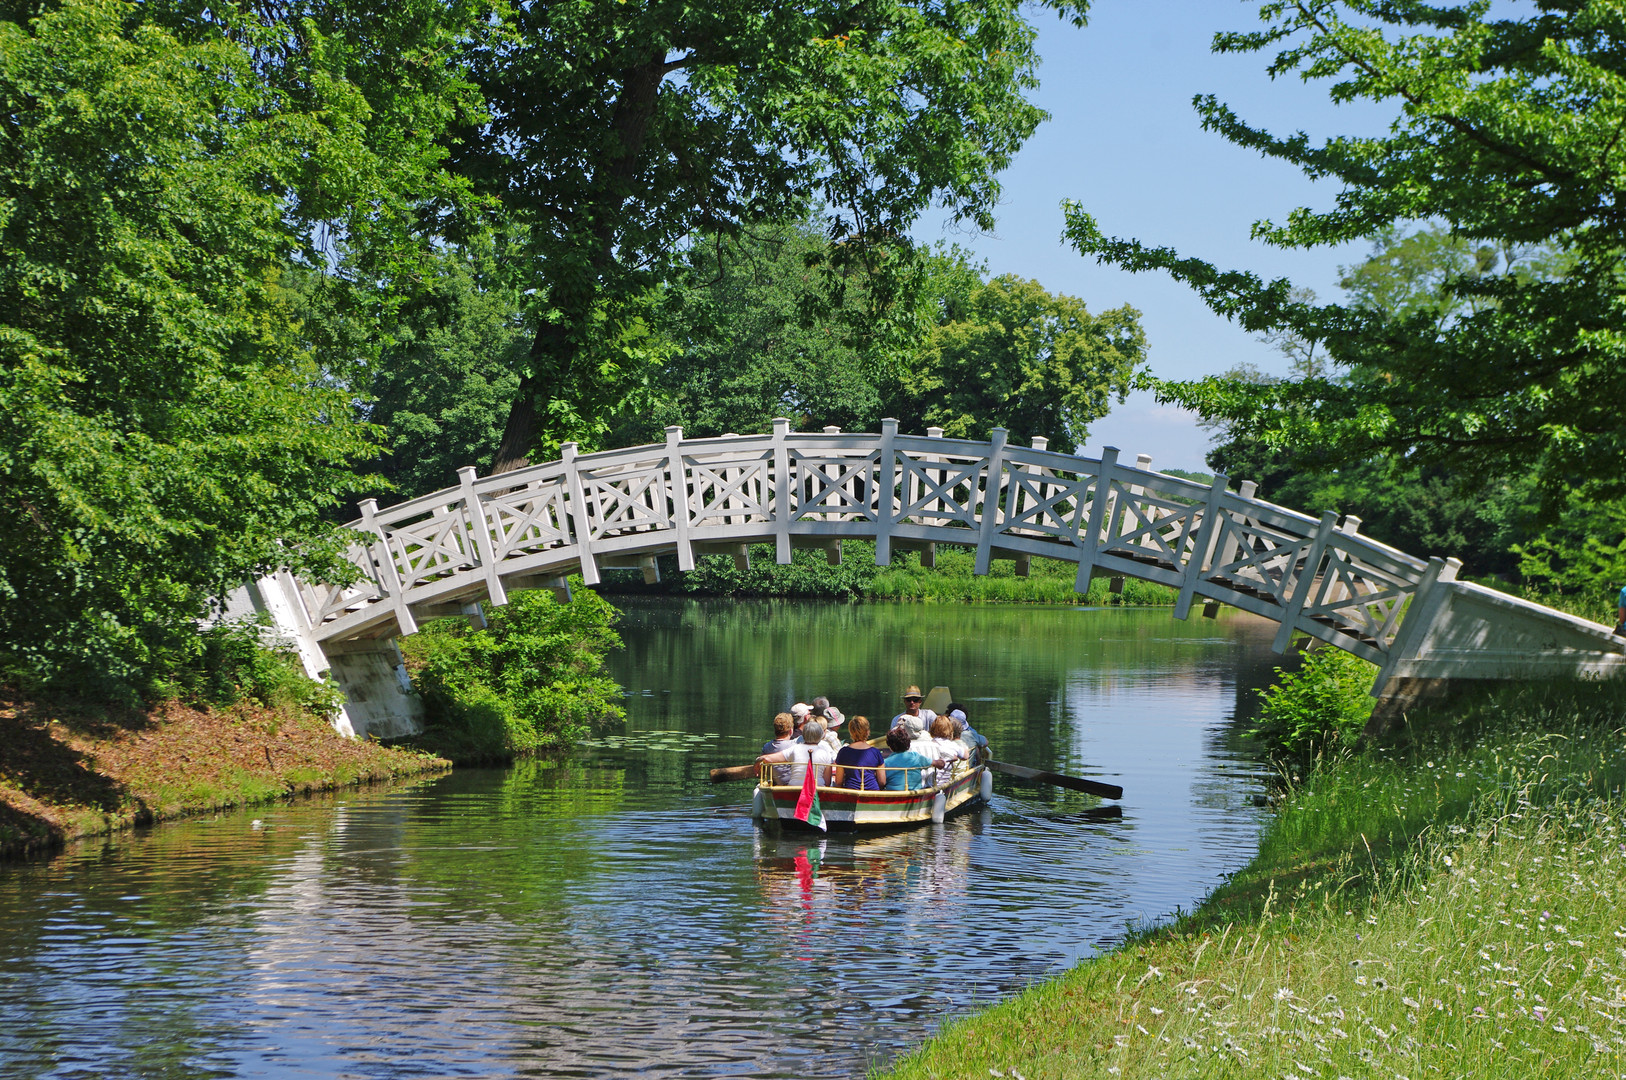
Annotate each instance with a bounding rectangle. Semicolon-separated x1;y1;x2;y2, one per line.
794;759;826;832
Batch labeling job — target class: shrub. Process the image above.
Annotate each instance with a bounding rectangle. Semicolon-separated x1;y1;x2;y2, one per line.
1248;646;1376;757
402;584;625;762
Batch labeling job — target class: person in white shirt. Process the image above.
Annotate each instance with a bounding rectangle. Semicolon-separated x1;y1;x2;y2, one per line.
756;720;836;787
929;715;970;783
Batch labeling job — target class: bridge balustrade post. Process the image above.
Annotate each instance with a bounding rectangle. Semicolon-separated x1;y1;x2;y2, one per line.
772;418;793;564
664;426;696;571
560;442;600;585
457;466;509;607
1174;473;1230;620
973;427;1009;575
1074;446;1119;595
1272;510;1339;653
358;498;418;636
875;418;899;565
1217;479;1257;572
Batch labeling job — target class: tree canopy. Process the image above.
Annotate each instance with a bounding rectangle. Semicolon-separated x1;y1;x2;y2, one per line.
1064;0;1626;508
457;0;1075;469
0;0;478;690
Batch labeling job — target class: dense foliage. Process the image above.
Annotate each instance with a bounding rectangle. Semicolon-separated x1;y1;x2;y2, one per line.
609;225;1144;453
402;588;626;762
0;0;450;693
1065;0;1626;508
1248;646;1377;758
457;0;1078;467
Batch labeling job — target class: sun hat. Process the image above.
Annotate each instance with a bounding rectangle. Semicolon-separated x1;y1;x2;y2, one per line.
791;702;811;718
824;707;845;728
903;715;925;737
948;708;967;726
902;685;923;700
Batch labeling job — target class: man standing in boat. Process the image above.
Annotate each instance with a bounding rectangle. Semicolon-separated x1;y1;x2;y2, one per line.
892;686;936;730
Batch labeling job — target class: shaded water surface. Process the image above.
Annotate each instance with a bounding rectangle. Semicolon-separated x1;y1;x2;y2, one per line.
1;601;1283;1078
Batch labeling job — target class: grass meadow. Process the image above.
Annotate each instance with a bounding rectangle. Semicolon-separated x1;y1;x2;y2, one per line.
880;679;1626;1080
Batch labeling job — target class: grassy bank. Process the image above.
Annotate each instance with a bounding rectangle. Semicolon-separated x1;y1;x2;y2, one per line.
0;689;448;860
882;679;1626;1079
603;540;1178;605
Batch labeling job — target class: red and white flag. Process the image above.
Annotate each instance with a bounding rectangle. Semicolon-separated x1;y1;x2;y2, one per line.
793;757;826;831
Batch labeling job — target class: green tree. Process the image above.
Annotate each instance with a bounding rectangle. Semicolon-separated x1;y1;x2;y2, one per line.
354;247;528;501
609;225;1144;450
0;0;475;692
1064;1;1626;507
895;272;1144;452
458;0;1074;470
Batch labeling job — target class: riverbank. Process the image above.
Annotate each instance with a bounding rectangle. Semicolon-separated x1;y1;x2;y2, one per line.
602;540;1179;605
881;678;1626;1079
0;688;449;860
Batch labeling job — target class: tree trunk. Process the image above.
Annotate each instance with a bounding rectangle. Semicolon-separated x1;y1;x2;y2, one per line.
486;54;668;476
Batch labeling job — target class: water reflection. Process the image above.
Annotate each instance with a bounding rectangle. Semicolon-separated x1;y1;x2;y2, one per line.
0;602;1281;1079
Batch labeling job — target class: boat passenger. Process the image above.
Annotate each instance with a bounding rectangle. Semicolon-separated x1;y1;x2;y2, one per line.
789;702;812;739
761;712;797;785
820;706;846;753
891;684;937;731
930;715;971;782
881;726;933;791
832;716;886;791
756;720;835;787
811;695;832;718
946;704;988;761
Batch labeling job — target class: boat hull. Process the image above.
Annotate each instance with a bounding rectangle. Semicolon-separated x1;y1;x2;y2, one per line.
754;765;987;832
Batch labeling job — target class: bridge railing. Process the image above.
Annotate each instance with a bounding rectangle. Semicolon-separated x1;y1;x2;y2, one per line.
294;420;1450;665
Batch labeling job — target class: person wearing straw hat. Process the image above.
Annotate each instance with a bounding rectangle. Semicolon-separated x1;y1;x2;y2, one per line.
891;685;937;731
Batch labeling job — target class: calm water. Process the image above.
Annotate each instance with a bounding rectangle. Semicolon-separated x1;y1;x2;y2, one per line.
0;601;1284;1078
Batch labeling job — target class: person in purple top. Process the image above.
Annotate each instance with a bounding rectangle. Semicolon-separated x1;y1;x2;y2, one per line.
832;716;886;791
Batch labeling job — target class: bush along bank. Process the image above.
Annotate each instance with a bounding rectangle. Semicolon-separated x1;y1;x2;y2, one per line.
602;540;1178;605
0;621;448;860
398;585;627;764
880;675;1626;1080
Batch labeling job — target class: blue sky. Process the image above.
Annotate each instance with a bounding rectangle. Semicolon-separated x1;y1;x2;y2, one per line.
918;0;1398;471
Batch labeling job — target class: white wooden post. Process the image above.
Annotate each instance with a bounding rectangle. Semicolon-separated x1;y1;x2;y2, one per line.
973;427;1009;575
457;466;509;607
772;417;792;564
1372;556;1461;689
1218;480;1256;572
358;498;418;636
1272;510;1339;653
922;426;943;565
560;442;600;585
664;426;695;571
1174;473;1230;620
875;417;898;565
1075;446;1119;595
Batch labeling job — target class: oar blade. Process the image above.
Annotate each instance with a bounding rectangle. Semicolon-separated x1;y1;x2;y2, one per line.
987;759;1123;801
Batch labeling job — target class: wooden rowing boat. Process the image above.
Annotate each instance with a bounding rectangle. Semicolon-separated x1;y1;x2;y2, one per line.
750;761;992;833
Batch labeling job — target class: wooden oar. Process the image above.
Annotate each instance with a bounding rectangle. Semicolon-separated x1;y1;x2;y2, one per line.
710;763;761;783
987;759;1123;800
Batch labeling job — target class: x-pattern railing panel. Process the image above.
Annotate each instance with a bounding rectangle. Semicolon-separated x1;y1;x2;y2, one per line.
1099;483;1204;567
999;468;1093;542
893;449;988;529
307;545;383;625
1207;520;1314;607
580;463;669;541
686;452;772;525
387;508;478;590
792;450;880;522
1298;539;1423;648
484;479;572;560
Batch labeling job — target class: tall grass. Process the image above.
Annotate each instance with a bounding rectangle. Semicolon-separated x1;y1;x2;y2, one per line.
880;678;1626;1080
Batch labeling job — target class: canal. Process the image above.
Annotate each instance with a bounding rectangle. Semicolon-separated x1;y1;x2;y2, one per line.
0;600;1285;1078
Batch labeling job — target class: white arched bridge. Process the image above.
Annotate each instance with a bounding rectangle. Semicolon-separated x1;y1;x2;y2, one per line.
234;420;1626;739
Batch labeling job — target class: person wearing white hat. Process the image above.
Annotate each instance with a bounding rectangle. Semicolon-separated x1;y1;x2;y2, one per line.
756;720;835;787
